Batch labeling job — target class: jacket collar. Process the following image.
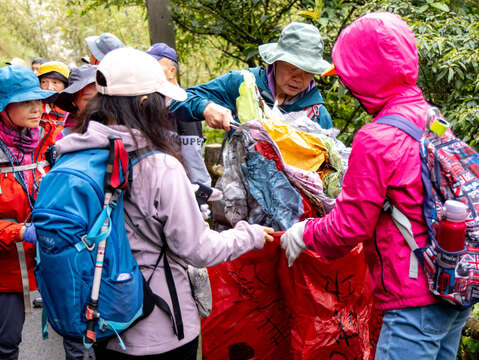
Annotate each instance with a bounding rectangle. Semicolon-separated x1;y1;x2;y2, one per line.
55;121;147;156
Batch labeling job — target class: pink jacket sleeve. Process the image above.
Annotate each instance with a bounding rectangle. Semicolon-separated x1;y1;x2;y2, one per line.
303;125;397;260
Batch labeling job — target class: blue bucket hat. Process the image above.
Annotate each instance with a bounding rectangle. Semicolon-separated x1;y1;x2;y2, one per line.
0;65;55;112
258;22;331;75
85;33;124;61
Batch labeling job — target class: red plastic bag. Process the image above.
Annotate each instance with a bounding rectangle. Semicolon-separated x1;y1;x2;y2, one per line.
202;242;382;360
278;244;375;359
202;241;291;359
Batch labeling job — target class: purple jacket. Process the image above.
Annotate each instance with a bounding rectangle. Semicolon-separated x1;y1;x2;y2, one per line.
55;121;266;355
303;12;437;310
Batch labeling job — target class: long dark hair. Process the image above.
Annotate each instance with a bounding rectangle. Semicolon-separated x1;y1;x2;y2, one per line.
75;91;183;163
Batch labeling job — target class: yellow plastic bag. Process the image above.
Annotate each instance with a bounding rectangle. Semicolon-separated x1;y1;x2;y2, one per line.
261;118;329;172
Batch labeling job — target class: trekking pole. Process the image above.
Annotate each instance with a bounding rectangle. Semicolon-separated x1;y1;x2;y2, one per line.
84;137;129;350
84;191;113;347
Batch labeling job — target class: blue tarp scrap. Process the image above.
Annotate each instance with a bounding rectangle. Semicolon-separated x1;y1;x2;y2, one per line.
241;151;303;230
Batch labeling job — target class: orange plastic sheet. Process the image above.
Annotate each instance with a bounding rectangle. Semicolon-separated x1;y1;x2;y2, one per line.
202;241;383;360
261;118;329;173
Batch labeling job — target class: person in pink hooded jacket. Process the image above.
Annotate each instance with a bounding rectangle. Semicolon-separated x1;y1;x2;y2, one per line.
280;12;471;359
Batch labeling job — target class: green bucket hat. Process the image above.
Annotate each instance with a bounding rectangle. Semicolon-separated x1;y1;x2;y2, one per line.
258;22;331;75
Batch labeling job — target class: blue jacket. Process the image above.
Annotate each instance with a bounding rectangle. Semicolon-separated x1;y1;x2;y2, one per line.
171;66;332;129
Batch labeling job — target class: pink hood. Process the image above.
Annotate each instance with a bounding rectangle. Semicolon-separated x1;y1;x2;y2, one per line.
303;12;437;310
333;12;421;116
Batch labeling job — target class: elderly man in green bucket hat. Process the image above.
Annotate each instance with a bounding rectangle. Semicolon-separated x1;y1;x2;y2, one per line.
170;21;332;131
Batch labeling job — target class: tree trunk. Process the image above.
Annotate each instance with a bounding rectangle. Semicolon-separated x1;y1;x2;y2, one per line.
145;0;175;48
204;143;223;184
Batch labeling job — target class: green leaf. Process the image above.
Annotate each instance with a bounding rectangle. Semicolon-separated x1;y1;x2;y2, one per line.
417;4;429;13
318;17;329;27
430;3;450;12
314;0;323;16
448;67;454;83
437;68;448;81
245;49;258;62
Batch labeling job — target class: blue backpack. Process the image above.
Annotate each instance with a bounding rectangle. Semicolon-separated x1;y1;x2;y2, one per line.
377;109;479;308
33;137;184;349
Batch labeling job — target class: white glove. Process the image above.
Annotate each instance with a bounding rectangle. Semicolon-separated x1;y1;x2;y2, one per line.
191;184;222;220
209;187;223;201
280;221;307;267
191;184;223;202
200;204;211;220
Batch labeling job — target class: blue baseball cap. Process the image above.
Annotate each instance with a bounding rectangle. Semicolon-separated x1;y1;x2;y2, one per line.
0;65;55;112
146;43;178;63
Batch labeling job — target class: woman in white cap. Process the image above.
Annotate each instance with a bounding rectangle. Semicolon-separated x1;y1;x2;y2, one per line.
54;47;274;359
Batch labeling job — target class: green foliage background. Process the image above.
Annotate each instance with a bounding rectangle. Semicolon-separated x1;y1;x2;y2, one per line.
297;0;479;148
171;0;479;148
1;0;478;358
358;0;479;148
1;1;476;147
0;0;150;65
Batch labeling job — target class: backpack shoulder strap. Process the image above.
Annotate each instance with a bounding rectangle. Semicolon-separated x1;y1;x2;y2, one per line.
383;198;420;279
375;115;423;141
375;114;425;279
124;209;184;339
126;148;163;195
124;211;188;269
128;148;163;166
124;149;185;340
0;160;49;175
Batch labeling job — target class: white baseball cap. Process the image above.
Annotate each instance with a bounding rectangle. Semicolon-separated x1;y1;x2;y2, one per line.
96;47;187;101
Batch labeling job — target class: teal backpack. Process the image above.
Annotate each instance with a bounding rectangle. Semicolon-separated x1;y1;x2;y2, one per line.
33;137;184;349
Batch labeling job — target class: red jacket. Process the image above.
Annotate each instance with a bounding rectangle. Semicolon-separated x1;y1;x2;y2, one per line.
0;134;50;292
40;104;68;151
